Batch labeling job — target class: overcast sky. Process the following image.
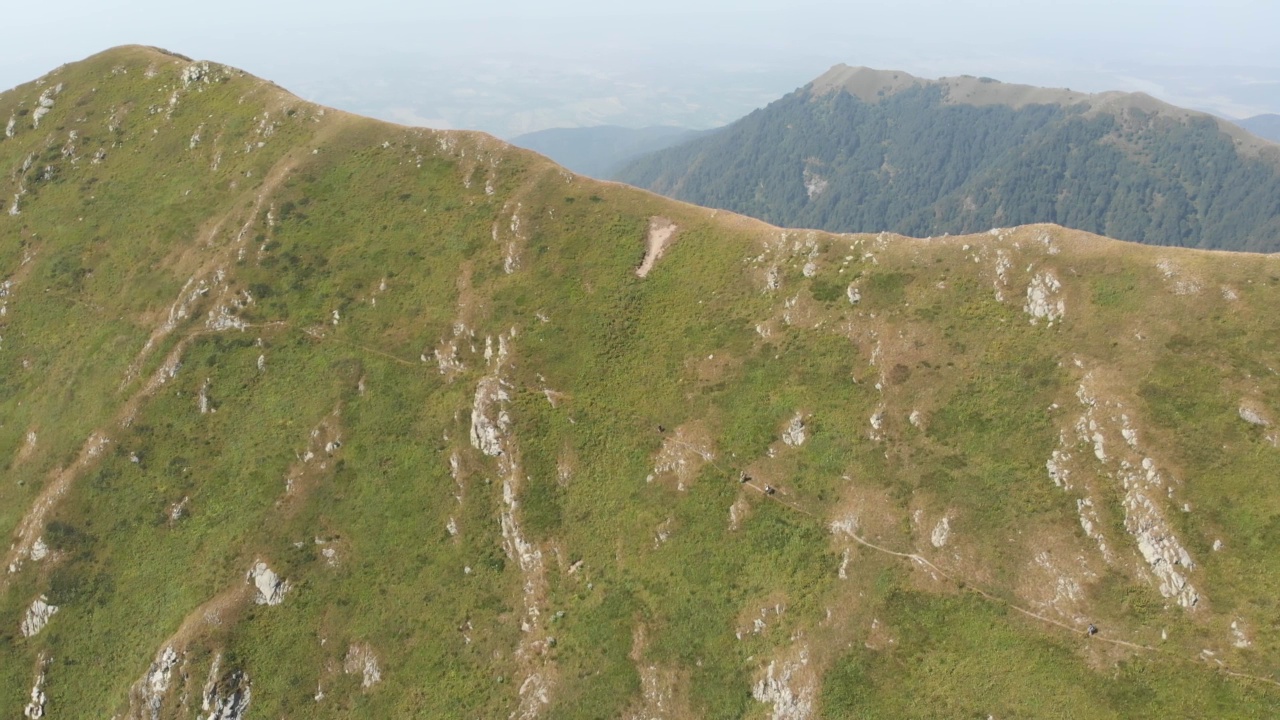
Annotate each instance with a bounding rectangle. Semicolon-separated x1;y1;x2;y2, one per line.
4;1;1278;134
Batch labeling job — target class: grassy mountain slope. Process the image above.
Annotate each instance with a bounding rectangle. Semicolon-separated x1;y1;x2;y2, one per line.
3;47;1280;718
510;125;707;179
616;65;1280;253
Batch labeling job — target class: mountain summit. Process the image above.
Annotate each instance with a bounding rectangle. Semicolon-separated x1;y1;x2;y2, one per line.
3;46;1280;718
616;64;1280;251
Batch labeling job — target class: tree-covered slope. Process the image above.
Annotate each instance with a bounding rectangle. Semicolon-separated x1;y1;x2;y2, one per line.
4;47;1280;719
616;66;1280;252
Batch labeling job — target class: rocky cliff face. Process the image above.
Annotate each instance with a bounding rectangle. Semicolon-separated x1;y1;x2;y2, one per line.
2;47;1280;718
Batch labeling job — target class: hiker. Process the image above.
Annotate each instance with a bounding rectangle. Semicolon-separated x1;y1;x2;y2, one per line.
739;472;751;484
1087;624;1098;636
764;485;776;495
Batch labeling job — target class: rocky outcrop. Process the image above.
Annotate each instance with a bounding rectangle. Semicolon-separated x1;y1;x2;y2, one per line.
200;669;251;720
469;329;556;717
1239;404;1271;427
23;655;48;719
20;596;58;637
1055;375;1199;608
752;645;814;720
31;85;60;130
781;413;807;447
930;517;951;548
1024;271;1065;325
131;646;181;720
246;562;288;606
343;643;382;688
469;336;512;456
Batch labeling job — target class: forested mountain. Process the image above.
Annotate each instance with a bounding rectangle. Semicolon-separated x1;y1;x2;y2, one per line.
1239;113;1280;144
510;125;706;178
5;47;1280;719
616;65;1280;252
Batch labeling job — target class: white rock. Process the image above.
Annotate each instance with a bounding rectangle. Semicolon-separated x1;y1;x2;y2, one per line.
1046;450;1071;488
752;648;814;720
1024;272;1065;324
846;285;861;304
20;596;58;637
469;376;510;457
781;413;807;447
201;669;251;720
1231;620;1252;649
23;659;47;719
344;643;383;688
1239;405;1270;427
136;646;181;719
29;537;48;562
765;266;781;291
246;562;289;606
930;517;951;548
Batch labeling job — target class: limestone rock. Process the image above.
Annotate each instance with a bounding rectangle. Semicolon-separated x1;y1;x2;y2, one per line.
201;669;251;720
1024;272;1064;324
781;413;807;447
20;596;58;637
1239;405;1270;427
931;517;951;548
752;646;814;720
246;562;289;606
343;643;382;688
470;376;510;457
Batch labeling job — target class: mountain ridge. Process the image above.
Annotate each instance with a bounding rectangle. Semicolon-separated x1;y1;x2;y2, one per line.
616;64;1280;252
3;45;1280;719
816;64;1280;160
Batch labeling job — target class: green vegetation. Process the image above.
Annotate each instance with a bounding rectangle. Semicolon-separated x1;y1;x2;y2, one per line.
1;46;1279;718
617;83;1280;252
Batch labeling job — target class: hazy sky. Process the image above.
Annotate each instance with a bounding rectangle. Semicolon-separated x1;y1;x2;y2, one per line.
4;1;1278;134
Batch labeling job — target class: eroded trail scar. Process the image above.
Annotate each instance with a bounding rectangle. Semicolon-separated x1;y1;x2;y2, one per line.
122;148;306;388
5;139;325;587
636;217;678;278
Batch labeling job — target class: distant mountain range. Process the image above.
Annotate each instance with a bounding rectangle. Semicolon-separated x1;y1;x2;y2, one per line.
511;125;707;178
615;65;1280;252
1238;113;1280;143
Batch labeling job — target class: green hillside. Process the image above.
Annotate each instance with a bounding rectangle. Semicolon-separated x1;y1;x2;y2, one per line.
616;65;1280;252
3;47;1280;719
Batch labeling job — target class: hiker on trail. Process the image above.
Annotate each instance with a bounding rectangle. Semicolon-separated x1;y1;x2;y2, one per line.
764;485;776;495
1087;624;1098;636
